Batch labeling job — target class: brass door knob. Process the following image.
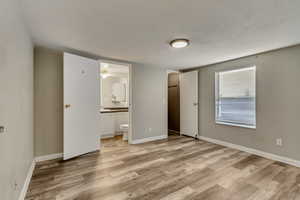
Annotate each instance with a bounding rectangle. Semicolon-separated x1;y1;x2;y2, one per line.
65;104;71;108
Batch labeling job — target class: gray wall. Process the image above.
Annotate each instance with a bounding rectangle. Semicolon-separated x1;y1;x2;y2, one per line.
198;45;300;160
0;0;34;199
34;47;63;156
34;47;167;155
131;63;168;140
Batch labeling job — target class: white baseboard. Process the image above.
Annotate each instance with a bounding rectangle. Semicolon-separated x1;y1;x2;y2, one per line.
35;153;63;162
131;135;168;144
198;136;300;168
19;153;63;199
18;160;35;200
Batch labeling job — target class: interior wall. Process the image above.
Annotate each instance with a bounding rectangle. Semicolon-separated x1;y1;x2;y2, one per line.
34;47;168;154
34;47;63;157
198;45;300;160
0;0;34;199
131;63;168;140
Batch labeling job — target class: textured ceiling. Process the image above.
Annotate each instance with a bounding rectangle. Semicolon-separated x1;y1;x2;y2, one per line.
22;0;300;69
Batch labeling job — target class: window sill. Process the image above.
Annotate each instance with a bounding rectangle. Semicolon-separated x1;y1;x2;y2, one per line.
215;121;256;129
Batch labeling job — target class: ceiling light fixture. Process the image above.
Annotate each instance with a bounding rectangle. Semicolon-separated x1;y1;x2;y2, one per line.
170;39;190;48
101;73;110;79
100;68;110;79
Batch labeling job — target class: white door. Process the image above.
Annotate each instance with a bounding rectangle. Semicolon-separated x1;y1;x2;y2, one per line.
180;71;198;137
64;53;100;160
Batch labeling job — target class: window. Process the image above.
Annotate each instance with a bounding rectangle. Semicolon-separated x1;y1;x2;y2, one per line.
215;66;256;128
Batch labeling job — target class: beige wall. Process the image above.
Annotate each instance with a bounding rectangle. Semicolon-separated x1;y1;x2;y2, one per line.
34;48;168;155
0;0;34;199
34;47;63;156
198;45;300;160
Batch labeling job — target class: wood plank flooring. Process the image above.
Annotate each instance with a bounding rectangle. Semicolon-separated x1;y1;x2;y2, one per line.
25;135;300;200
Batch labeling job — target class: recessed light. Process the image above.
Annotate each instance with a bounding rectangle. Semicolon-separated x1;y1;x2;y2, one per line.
170;39;190;48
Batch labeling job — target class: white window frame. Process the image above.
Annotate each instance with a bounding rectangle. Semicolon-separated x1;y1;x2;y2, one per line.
215;66;256;129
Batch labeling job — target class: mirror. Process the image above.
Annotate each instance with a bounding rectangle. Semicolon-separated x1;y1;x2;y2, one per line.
112;82;126;103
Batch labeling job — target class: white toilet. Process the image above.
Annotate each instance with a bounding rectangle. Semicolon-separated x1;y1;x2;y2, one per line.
120;124;129;141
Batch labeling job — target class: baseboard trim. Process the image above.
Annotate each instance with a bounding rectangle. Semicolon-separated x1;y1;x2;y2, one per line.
198;136;300;168
131;135;168;144
18;160;35;200
35;153;63;162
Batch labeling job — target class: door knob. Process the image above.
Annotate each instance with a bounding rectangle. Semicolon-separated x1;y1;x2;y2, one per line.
65;104;71;108
193;102;198;106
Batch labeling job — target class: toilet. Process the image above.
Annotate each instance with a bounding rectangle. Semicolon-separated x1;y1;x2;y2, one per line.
120;124;129;140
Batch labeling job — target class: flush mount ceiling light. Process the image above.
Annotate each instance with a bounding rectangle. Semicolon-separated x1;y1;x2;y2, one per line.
100;68;111;79
170;39;190;48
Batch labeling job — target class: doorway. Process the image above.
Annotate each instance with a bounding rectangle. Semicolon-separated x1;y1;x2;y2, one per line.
168;72;180;135
63;53;133;160
99;60;132;150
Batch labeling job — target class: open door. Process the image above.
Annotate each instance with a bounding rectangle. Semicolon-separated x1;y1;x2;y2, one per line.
63;53;100;160
180;71;198;137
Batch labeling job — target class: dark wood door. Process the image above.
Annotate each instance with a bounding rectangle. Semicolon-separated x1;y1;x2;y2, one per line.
168;73;180;132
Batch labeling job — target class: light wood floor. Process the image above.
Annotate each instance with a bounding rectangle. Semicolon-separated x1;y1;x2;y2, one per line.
25;135;300;200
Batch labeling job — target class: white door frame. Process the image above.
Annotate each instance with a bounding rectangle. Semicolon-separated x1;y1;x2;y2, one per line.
99;59;133;144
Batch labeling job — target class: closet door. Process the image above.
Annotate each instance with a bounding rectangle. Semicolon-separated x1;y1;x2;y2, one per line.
180;71;198;137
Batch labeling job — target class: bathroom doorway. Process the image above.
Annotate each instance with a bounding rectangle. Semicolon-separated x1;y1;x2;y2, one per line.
99;60;132;149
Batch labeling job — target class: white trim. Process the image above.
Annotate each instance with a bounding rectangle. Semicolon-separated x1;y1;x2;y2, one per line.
165;70;169;136
131;135;168;144
218;66;256;74
128;63;133;144
167;69;179;74
18;160;35;200
215;66;257;129
216;121;256;129
198;136;300;168
35;153;63;162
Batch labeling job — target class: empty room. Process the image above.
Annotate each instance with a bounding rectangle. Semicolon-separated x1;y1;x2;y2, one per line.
1;0;300;199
